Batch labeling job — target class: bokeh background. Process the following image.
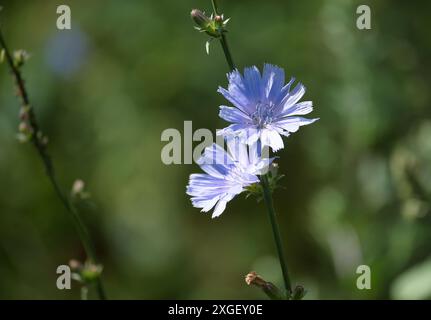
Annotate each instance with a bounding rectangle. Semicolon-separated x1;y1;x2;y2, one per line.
1;0;430;299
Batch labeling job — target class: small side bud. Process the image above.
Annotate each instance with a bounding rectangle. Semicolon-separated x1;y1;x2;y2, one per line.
191;9;211;29
17;121;33;143
69;259;83;271
269;163;279;176
71;179;90;200
245;271;265;286
191;8;228;39
214;15;223;23
267;163;285;193
292;285;307;300
19;105;30;121
18;122;30;133
72;179;85;195
245;271;284;300
81;262;103;283
13;50;30;68
68;259;103;284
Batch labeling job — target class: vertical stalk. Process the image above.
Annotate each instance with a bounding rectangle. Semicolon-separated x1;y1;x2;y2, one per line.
211;0;236;71
0;28;106;300
209;0;293;299
219;33;235;71
260;175;292;297
211;0;219;14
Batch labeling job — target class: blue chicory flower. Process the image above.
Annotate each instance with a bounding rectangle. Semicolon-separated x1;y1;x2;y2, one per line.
217;64;319;151
187;139;272;218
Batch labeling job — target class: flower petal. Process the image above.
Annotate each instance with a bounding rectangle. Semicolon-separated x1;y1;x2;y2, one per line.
197;143;234;166
280;83;306;113
226;137;249;167
243;66;262;103
260;129;284;152
275;116;319;133
262;63;285;102
212;200;227;218
219;105;251;123
218;69;255;114
199;197;220;212
280;101;313;117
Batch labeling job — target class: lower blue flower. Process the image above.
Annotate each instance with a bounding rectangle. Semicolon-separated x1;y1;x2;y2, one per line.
187;139;272;218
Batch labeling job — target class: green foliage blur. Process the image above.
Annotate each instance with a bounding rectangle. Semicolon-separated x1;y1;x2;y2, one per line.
1;0;431;299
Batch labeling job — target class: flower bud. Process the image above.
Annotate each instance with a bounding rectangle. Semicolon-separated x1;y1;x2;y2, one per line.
68;260;103;284
191;9;210;29
190;9;220;38
69;259;83;271
214;15;223;23
19;105;30;121
292;285;306;300
81;262;103;283
72;179;85;195
18;122;29;133
71;179;90;200
245;271;284;300
13;50;30;68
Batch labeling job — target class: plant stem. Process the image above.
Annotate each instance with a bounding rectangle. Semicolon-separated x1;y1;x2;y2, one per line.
219;34;235;71
211;0;219;14
0;28;106;300
209;0;293;299
260;175;292;297
211;0;236;71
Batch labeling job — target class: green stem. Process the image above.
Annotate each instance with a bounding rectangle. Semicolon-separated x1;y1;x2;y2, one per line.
211;0;236;71
260;175;292;297
219;34;235;71
209;0;293;299
81;286;89;300
0;28;106;300
211;0;219;14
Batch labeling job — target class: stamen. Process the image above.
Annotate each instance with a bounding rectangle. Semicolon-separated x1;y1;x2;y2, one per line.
250;101;275;128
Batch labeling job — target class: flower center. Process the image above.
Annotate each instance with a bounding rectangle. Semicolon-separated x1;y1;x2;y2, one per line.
251;102;275;128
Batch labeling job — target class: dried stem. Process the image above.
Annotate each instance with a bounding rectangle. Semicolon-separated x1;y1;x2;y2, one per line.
0;27;106;300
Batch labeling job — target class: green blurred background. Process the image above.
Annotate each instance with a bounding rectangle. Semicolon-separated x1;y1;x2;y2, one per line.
1;0;431;299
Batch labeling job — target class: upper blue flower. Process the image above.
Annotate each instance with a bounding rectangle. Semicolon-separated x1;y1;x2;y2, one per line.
217;64;319;151
187;139;272;218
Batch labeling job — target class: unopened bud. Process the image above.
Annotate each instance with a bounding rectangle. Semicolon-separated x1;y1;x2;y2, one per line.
13;50;30;68
245;271;284;300
269;163;279;176
69;259;83;271
71;179;90;200
19;105;30;121
191;9;210;28
81;262;103;283
72;179;85;195
18;122;29;133
292;285;306;300
214;15;223;23
191;9;221;38
245;271;265;286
